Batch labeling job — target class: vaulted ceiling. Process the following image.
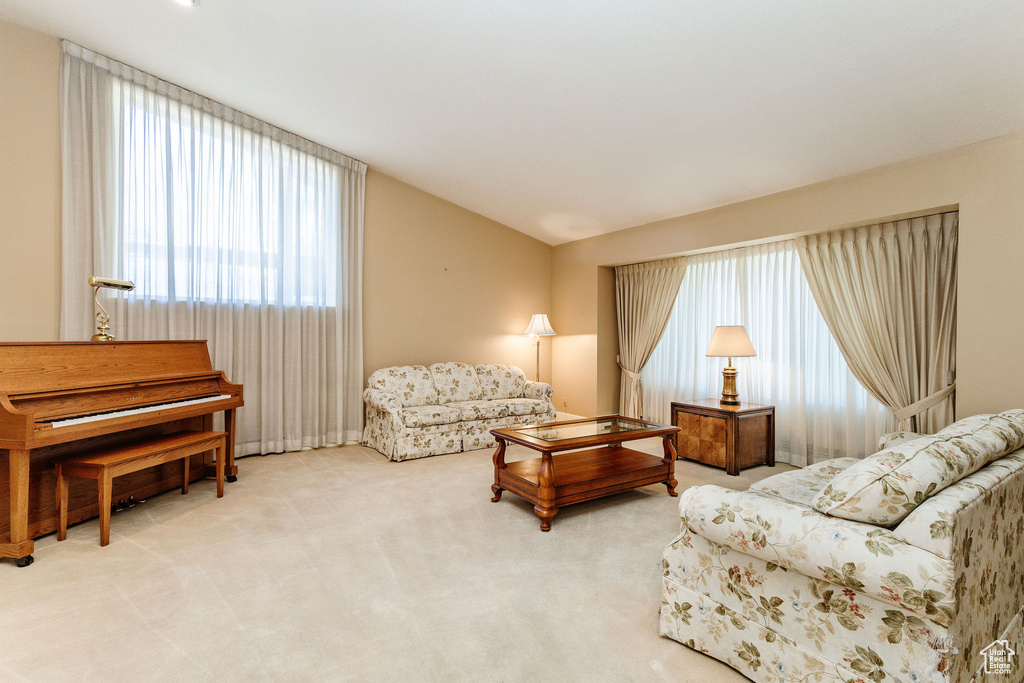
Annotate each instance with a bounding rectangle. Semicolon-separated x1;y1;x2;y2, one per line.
4;1;1024;245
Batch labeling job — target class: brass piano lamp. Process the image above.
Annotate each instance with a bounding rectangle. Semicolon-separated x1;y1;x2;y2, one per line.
705;325;756;406
89;276;134;341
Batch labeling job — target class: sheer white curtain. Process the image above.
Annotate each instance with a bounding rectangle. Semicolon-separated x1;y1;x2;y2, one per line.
60;41;366;455
641;241;895;466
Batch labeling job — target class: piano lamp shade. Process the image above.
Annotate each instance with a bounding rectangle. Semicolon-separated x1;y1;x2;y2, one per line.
705;325;755;406
523;314;557;337
705;325;756;358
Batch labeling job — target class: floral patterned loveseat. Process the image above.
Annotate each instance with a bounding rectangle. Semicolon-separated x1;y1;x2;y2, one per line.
362;362;556;461
660;410;1024;683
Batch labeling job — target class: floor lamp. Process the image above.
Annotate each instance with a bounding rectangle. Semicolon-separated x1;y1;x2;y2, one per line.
523;314;556;381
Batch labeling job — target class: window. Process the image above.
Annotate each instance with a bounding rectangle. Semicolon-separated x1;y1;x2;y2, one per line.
641;240;895;465
61;41;366;454
118;86;340;307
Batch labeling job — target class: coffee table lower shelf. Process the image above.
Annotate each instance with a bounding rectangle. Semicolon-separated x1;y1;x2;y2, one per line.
491;445;677;531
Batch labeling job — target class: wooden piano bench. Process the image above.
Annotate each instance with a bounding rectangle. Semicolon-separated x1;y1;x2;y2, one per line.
55;430;228;547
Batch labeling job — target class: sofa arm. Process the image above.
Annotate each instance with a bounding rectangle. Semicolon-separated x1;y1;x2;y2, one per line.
363;388;402;414
680;485;956;626
523;380;553;401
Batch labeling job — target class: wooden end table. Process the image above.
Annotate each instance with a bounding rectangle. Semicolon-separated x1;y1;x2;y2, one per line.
670;399;775;475
490;415;680;531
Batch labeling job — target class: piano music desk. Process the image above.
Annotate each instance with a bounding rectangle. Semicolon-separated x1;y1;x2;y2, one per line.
56;430;227;546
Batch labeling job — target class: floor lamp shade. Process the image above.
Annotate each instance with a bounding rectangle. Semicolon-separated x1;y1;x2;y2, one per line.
523;314;556;381
523;314;557;337
705;325;756;405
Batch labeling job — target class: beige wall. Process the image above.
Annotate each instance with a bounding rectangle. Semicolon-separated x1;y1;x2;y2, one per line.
552;130;1024;420
0;19;554;387
0;19;62;340
363;170;552;385
8;14;1023;421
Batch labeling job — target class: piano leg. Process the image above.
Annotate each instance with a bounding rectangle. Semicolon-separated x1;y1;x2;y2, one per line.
4;448;35;566
225;408;238;483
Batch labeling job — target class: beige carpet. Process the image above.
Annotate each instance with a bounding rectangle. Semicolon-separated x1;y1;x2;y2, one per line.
1;439;792;682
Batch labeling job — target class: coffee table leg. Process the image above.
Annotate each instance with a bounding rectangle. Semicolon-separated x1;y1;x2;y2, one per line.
662;434;678;497
535;452;557;531
491;438;506;502
534;505;558;531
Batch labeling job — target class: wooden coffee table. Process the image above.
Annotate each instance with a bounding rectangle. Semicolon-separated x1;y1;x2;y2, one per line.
490;415;680;531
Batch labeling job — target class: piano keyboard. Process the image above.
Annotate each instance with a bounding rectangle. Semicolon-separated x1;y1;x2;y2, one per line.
49;394;234;428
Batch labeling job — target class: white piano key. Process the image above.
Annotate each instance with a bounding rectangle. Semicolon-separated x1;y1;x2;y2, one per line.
50;394;234;427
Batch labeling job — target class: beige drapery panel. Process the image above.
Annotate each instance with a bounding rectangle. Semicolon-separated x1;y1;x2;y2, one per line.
615;258;687;418
796;211;958;433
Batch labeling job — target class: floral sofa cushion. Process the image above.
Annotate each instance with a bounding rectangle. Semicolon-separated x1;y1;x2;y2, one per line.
495;398;552;416
367;365;438;407
812;410;1024;525
748;457;859;508
444;400;509;421
429;362;482;403
475;364;527;400
399;405;462;428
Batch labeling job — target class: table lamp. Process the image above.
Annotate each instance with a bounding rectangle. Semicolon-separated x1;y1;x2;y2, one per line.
705;325;756;405
523;314;556;381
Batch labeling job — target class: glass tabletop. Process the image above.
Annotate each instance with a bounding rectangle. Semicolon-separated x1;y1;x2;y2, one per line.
513;417;652;442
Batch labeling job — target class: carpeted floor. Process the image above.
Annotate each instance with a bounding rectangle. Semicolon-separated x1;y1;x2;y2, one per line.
1;439;792;682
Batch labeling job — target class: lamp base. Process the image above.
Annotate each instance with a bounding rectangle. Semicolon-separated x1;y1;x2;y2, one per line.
719;364;740;406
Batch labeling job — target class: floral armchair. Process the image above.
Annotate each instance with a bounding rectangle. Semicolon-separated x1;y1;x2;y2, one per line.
660;410;1024;682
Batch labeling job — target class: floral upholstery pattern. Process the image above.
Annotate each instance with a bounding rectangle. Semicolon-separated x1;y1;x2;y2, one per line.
444;400;509;421
661;532;949;683
367;365;438;407
362;363;555;461
892;450;1024;558
662;417;1024;683
878;431;925;450
679;486;956;625
462;417;514;451
523;380;554;401
495;398;552;417
429;362;482;403
475;364;527;400
749;458;859;508
812;411;1024;525
399;405;462;428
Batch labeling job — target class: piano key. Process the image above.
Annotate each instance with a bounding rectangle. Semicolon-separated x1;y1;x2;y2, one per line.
49;394;234;428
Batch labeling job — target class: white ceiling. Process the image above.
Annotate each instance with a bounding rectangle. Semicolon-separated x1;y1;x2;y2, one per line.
4;1;1024;245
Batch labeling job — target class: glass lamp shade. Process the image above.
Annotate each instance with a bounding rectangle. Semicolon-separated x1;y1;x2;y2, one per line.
705;325;756;357
523;314;557;336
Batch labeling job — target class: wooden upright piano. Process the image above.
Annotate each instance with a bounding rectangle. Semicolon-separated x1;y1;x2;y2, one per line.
0;341;243;566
